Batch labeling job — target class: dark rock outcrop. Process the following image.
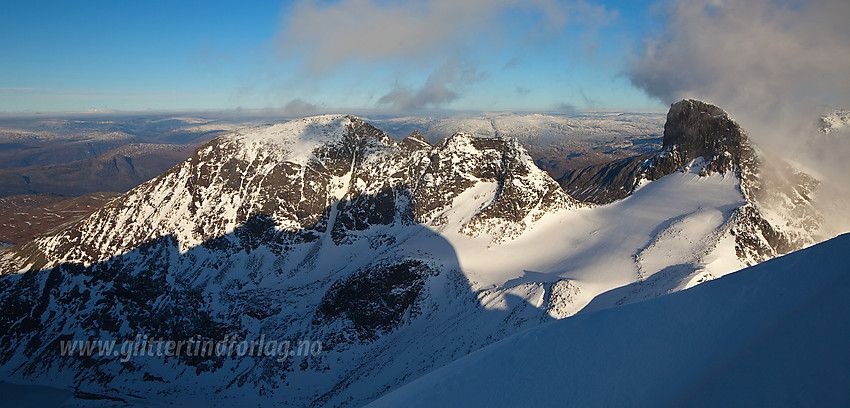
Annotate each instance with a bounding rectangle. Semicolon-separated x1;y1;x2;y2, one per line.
316;259;437;342
649;99;750;177
557;153;654;204
559;99;753;204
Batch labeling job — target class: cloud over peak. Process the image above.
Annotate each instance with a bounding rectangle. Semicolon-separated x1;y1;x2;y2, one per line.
629;0;850;117
377;61;487;112
629;0;850;234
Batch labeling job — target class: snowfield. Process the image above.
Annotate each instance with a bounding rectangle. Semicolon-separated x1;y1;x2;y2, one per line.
369;232;850;408
415;160;748;318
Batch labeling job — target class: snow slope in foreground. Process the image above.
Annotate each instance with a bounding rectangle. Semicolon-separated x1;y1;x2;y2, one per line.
368;232;850;408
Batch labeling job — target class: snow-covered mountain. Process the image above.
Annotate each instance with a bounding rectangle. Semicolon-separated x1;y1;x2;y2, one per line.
368;232;850;408
0;101;833;406
0;115;577;406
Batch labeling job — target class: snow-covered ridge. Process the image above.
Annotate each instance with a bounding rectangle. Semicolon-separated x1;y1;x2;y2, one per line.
225;114;354;165
0;114;571;271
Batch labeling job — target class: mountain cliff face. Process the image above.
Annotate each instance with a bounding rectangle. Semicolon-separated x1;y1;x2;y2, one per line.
559;99;821;265
0;105;828;406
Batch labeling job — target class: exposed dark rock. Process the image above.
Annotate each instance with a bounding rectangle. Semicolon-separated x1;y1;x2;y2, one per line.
652;99;750;176
401;130;429;147
558;99;753;204
558;153;654;203
316;260;436;342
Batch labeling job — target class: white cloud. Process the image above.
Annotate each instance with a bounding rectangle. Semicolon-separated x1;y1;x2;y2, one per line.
629;0;850;235
277;0;567;70
273;0;614;110
629;0;850;131
376;60;487;111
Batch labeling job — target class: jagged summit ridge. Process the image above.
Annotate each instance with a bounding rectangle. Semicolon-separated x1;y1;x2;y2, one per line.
229;114;351;144
415;132;575;241
0;115;575;272
223;114;390;165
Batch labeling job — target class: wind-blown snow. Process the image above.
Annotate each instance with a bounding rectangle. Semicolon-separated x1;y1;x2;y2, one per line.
369;233;850;408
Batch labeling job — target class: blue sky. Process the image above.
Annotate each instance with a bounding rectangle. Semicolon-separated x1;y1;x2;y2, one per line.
1;0;667;113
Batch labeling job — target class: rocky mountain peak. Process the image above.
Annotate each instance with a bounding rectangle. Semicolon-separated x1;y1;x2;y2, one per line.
407;130;426;141
652;99;750;177
662;99;740;149
220;114;390;167
400;130;431;151
413;132;577;241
